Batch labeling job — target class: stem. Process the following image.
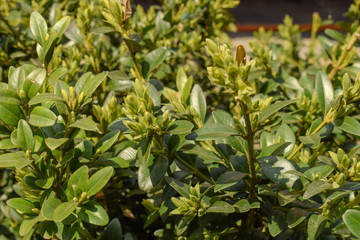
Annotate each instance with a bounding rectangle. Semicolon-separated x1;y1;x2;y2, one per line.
328;27;360;81
174;153;215;184
288;118;327;160
239;102;256;197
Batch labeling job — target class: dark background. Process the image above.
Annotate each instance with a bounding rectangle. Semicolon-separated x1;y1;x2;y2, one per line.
134;0;352;24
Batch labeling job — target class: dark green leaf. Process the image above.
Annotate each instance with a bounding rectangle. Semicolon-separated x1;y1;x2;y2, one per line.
315;71;334;114
138;156;168;191
214;171;247;192
269;211;286;237
259;156;302;190
101;218;122;240
286;207;307;228
142;47;167;78
276;124;295;157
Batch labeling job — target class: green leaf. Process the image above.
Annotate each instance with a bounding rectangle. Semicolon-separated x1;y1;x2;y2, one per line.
325;29;344;44
87;166;114;197
165;177;190;198
138;156;168;191
206;201;235;213
51;16;71;40
276;124;295;157
41;198;62;220
303;180;332;199
268;211;286;237
259;99;298;123
188;123;238;141
45;138;68;151
69;117;98;132
78;201;109;226
286;207;307;228
8;67;25;91
30;12;47;46
212;110;234;127
0;104;24;126
101;218;122;240
0;138;17;149
167;120;194;134
334;116;360;136
80;72;108;99
17;120;35;152
35;177;54;189
28;93;65;105
307;214;326;240
20;218;38;236
277;190;300;206
304;165;334;180
315;71;334;114
123;38;141;54
7;198;37;214
95;130;120;153
142;47;167;78
0;152;31;169
343;209;360;238
0;89;21;105
259;156;302;190
24;69;46;99
176;67;192;103
68;166;89;197
233;199;250;213
190;84;206;123
29;106;57;127
53;202;78;222
299;133;321;149
214;171;247;192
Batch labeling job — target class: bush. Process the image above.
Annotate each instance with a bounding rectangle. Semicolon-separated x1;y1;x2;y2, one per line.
1;0;360;239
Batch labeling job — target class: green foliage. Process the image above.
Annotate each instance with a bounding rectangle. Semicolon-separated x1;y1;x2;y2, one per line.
1;0;360;239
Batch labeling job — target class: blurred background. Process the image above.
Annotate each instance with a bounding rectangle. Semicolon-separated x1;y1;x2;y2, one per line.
134;0;352;31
